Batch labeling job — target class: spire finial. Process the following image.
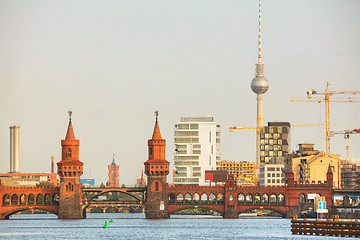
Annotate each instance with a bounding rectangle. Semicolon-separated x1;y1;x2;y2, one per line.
155;110;159;121
68;110;73;121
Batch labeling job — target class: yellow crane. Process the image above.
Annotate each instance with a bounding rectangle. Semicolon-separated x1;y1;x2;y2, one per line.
291;82;360;153
230;123;330;132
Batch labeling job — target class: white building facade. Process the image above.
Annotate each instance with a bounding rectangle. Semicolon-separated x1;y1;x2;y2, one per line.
174;117;221;185
259;164;285;187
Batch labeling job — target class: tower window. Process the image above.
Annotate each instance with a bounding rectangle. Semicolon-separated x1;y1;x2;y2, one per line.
65;182;74;192
155;181;159;191
67;148;72;157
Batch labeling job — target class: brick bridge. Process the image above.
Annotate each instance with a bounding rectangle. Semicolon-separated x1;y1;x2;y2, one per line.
0;114;335;219
0;184;60;219
165;173;334;218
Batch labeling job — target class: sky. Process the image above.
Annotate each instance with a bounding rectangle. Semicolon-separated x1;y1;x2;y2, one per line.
0;0;359;185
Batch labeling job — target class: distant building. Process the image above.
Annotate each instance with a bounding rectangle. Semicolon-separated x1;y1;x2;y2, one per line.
136;170;146;187
260;164;285;187
341;159;360;189
174;117;221;185
107;157;119;187
286;144;341;189
217;160;256;186
260;122;290;164
0;172;57;187
80;178;95;186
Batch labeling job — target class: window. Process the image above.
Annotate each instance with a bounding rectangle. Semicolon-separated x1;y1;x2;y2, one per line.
272;179;275;183
276;168;280;171
66;182;74;192
277;179;280;183
209;156;211;165
174;156;199;160
178;124;189;129
67;148;72;157
272;173;275;177
276;173;280;177
174;138;199;143
268;167;275;171
174;131;199;136
190;124;198;129
268;180;271;183
267;173;271;177
155;181;159;191
209;132;211;143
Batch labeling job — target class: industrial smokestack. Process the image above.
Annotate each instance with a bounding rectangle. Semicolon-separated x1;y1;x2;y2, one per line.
10;126;20;173
51;156;54;173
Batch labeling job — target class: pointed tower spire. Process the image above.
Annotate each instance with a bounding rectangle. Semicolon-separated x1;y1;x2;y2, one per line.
65;111;75;140
152;110;162;140
327;164;333;173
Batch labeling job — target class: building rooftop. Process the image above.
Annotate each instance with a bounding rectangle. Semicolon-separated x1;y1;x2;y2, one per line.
180;117;214;123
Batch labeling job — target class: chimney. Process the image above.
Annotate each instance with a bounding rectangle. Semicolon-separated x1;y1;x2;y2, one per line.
51;156;55;173
9;126;20;173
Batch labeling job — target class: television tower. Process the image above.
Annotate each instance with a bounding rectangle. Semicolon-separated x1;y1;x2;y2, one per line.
250;0;269;168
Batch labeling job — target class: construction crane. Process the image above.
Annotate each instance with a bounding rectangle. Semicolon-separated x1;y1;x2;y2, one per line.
291;82;360;153
330;129;360;160
230;123;330;132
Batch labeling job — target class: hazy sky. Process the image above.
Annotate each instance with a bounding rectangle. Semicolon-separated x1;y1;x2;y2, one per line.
1;0;359;185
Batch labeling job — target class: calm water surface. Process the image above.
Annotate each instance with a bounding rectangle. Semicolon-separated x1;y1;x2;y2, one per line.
0;213;350;239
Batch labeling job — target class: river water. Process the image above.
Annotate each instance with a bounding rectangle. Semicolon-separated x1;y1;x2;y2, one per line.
0;213;347;240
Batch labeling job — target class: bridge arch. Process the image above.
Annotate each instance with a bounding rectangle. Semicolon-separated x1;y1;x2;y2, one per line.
167;206;224;216
238;206;286;218
11;194;19;205
1;206;58;219
28;194;35;204
36;194;43;204
20;194;26;205
86;190;141;203
83;189;143;217
2;194;10;205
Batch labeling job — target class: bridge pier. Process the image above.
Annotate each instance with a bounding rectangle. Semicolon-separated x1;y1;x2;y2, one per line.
223;210;238;219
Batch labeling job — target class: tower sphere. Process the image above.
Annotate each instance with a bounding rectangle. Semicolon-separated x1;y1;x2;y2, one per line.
251;76;269;94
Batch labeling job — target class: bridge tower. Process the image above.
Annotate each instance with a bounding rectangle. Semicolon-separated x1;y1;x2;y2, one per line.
144;111;170;219
57;112;84;219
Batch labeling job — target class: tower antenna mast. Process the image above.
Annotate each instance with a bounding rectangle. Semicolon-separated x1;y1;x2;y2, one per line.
250;0;269;168
258;0;262;63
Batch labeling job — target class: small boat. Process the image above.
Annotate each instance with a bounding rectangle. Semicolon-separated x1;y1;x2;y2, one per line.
239;213;258;217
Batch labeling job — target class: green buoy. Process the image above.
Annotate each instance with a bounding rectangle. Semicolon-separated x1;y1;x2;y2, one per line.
103;220;109;228
110;217;114;223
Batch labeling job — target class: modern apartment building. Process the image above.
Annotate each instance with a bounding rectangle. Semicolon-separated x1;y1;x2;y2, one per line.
259;164;285;186
217;160;256;186
260;122;290;164
174;117;220;185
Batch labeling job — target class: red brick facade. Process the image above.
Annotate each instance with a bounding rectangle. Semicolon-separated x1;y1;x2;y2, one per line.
108;158;119;187
144;115;170;219
57;117;84;219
